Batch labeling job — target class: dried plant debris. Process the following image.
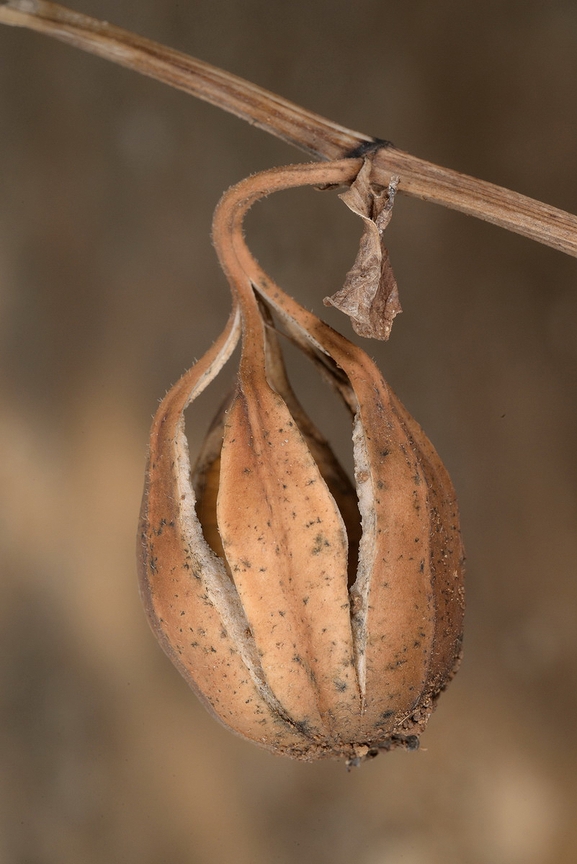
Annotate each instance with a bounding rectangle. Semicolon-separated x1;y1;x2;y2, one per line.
324;158;401;340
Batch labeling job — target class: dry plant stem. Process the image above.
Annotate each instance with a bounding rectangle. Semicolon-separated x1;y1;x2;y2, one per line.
1;1;576;257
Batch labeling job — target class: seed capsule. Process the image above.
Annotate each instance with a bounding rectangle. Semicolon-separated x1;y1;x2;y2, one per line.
138;161;465;763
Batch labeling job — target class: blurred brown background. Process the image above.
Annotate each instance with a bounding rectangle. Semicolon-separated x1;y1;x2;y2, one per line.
1;1;576;862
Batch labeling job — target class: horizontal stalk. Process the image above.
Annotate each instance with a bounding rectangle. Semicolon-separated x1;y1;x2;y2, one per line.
1;0;577;256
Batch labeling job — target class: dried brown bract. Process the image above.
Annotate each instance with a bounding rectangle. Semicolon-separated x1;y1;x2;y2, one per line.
138;160;464;764
324;157;402;340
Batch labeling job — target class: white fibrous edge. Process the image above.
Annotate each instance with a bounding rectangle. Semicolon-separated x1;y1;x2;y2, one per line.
349;411;376;710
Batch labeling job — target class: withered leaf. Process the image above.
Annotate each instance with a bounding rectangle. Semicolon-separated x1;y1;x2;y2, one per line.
324;159;401;340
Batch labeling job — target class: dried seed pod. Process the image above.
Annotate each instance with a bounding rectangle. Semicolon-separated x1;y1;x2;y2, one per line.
138;160;465;763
